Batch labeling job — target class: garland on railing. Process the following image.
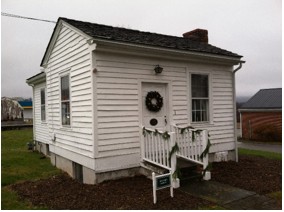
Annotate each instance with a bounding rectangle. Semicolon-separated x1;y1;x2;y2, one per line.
178;125;203;143
169;142;179;162
176;125;212;179
200;133;212;178
177;125;210;159
179;125;195;134
172;165;181;180
142;126;152;137
142;126;178;179
142;125;211;179
142;127;170;140
199;134;211;160
169;143;180;179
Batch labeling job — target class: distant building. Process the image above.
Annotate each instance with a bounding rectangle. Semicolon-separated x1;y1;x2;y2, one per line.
239;88;282;141
1;97;23;121
18;101;33;122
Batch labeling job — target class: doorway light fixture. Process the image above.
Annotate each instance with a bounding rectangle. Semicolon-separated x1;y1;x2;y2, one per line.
154;65;163;74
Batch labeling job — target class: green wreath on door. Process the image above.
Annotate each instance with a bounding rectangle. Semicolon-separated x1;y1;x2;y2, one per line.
145;91;163;112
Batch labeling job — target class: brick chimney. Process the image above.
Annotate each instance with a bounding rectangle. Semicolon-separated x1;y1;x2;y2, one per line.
183;29;208;43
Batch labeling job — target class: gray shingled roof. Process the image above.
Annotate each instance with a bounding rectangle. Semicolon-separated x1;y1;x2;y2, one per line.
61;17;242;58
241;88;282;109
41;17;242;66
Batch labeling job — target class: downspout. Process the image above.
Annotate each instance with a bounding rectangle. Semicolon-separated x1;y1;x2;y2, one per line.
233;61;245;162
31;84;36;151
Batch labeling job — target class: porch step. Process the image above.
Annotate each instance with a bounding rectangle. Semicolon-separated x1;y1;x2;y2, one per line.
177;158;202;183
141;161;169;179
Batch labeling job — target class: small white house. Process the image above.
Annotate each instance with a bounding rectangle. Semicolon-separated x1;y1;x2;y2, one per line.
27;17;244;185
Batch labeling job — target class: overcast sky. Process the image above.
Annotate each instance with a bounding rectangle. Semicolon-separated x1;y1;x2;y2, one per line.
1;0;282;99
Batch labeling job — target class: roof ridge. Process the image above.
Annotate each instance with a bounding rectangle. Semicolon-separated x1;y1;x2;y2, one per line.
59;17;188;40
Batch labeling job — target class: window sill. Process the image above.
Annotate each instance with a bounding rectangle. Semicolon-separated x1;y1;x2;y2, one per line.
191;122;214;128
60;125;72;131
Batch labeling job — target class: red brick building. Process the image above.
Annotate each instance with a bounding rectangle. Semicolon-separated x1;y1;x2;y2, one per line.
239;88;282;142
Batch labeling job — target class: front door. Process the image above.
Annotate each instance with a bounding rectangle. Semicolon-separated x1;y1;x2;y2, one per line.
142;82;168;131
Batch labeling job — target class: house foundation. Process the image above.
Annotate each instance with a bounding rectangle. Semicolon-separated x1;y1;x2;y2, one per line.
46;151;151;185
35;141;50;156
36;140;237;185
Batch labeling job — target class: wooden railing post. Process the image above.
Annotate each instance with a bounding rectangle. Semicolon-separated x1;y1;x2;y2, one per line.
170;132;180;188
141;126;145;161
202;130;211;180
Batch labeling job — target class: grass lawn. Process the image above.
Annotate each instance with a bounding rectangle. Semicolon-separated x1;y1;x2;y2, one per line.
238;148;282;160
1;129;61;209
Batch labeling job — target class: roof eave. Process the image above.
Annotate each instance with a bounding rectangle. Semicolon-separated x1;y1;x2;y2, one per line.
239;108;282;112
26;72;46;86
92;38;243;65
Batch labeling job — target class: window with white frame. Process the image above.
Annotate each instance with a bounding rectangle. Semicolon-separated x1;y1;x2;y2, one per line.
191;74;209;122
61;75;70;126
40;88;46;121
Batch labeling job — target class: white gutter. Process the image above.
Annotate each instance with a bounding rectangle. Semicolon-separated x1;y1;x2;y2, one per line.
26;72;46;86
233;61;244;73
232;61;245;162
31;84;36;150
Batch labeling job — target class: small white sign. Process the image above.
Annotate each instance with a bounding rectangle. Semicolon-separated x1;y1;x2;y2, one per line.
152;172;173;204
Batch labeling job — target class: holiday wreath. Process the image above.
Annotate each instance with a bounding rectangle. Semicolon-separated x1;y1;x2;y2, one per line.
145;91;163;112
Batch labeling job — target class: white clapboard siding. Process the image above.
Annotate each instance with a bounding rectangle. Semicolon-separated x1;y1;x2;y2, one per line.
99;137;140;146
34;82;49;143
95;52;188;157
45;24;93;158
204;70;235;147
96;51;236;156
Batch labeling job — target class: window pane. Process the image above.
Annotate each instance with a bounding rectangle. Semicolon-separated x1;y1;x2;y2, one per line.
192;110;196;122
195;111;201;122
40;89;45;121
192;74;208;98
192;99;209;122
40;89;45;104
202;110;208;122
201;99;208;111
62;102;70;125
61;75;70;101
41;105;46;121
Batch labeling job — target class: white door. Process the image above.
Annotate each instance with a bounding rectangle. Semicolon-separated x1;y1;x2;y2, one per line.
142;82;168;130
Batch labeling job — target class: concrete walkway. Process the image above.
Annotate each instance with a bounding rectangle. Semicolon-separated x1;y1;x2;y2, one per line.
238;141;282;154
179;180;280;210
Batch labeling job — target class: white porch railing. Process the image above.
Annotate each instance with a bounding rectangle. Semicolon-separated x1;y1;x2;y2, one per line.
171;124;210;180
141;127;176;172
141;125;211;181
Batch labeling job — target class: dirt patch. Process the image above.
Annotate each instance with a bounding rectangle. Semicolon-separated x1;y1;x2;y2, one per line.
10;155;281;209
211;155;282;194
10;174;211;210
